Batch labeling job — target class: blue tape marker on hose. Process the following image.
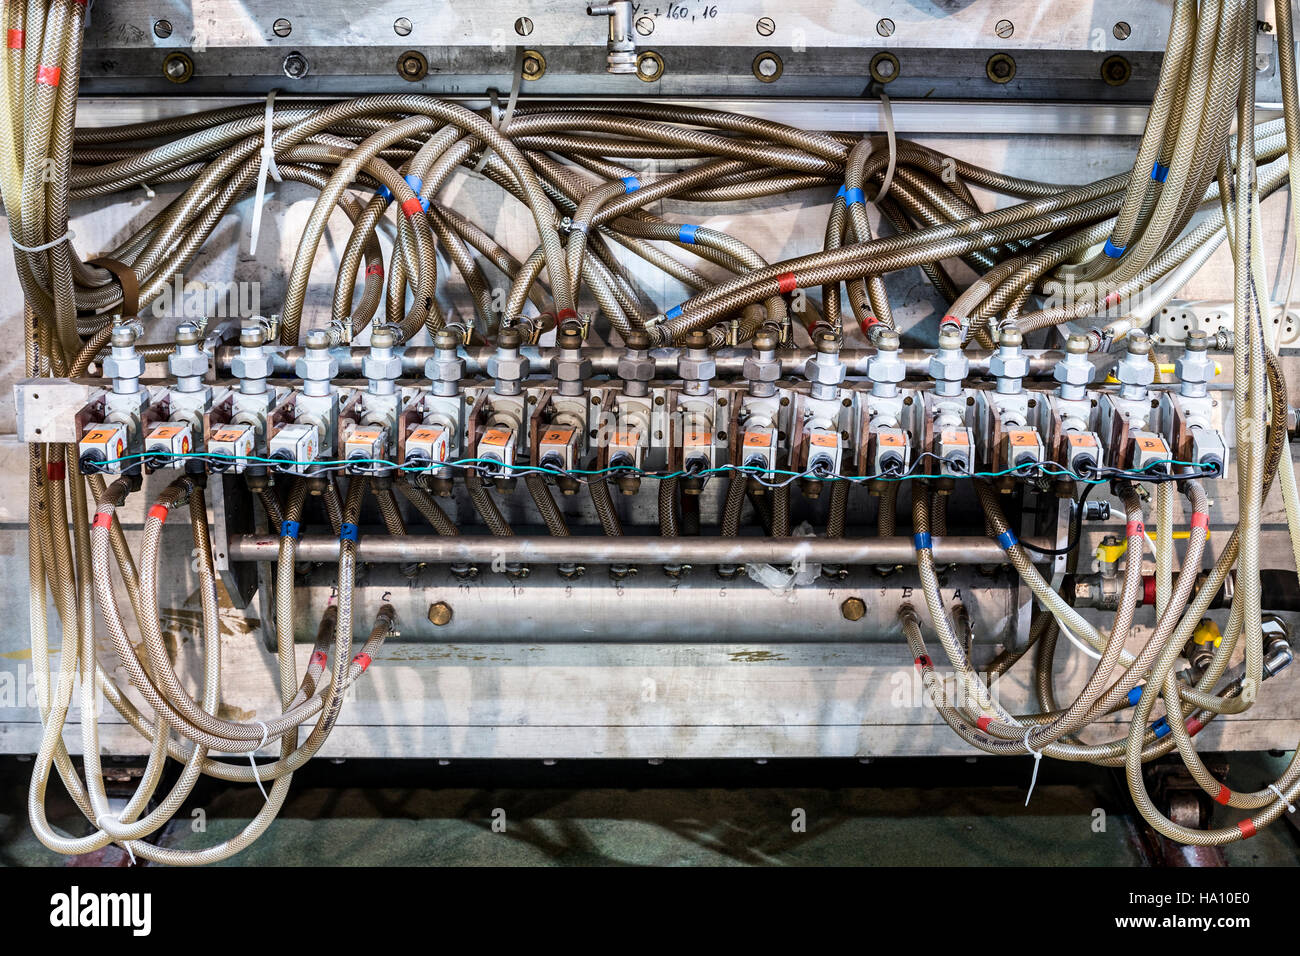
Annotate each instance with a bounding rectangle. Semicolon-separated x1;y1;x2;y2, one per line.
1127;685;1144;706
376;185;392;202
844;187;865;206
665;304;683;320
997;529;1018;550
913;532;932;551
281;520;300;541
622;176;640;193
339;522;359;543
835;185;846;199
1150;162;1170;183
1103;237;1127;259
1152;717;1171;739
678;223;699;245
404;174;430;211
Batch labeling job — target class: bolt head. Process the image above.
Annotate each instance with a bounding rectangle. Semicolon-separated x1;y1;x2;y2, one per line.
296;350;339;381
230;350;272;380
168;350;209;378
678;354;716;382
1053;357;1095;388
742;355;780;383
362;352;402;381
103;352;145;380
486;353;529;382
989;351;1030;380
867;351;906;384
804;355;846;386
617;354;656;382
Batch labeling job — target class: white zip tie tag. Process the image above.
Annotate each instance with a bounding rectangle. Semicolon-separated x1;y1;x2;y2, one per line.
248;90;283;256
1269;783;1296;813
473;46;525;174
875;92;898;204
11;229;74;253
249;720;270;801
1023;726;1044;806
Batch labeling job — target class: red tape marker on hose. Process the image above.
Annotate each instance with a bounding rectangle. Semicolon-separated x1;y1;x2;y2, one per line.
1237;819;1257;839
46;461;65;480
7;29;24;49
1190;512;1209;531
1126;520;1144;538
977;715;993;732
365;262;384;277
147;504;169;523
353;652;372;672
91;513;113;530
776;272;798;294
309;650;328;669
399;197;423;218
35;64;60;86
913;655;931;670
1215;785;1233;806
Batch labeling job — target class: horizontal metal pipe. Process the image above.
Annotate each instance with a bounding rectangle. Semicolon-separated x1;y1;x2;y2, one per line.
229;532;1040;565
217;345;1065;380
285;566;1019;644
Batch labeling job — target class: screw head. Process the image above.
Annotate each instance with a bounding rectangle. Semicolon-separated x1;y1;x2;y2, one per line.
876;18;895;37
636;16;654;36
153;19;173;39
1113;21;1131;41
282;51;309;79
841;596;866;622
514;16;533;37
394;17;413;37
428;601;453;626
995;19;1014;39
756;17;775;37
273;18;292;38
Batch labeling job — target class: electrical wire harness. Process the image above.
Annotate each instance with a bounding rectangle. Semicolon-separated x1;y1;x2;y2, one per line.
7;0;1300;860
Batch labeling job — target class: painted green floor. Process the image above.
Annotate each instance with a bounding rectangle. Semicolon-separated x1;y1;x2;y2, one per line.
3;755;1297;866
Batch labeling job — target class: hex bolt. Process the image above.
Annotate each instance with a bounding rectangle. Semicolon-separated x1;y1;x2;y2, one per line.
743;329;780;398
868;329;905;398
282;51;309;79
1054;333;1096;402
169;322;209;393
841;596;867;622
297;329;339;398
929;329;968;398
991;326;1029;394
618;330;655;398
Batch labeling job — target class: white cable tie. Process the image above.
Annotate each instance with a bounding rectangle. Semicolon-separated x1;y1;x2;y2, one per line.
473;47;525;174
875;91;898;204
249;720;270;801
1023;726;1044;807
248;89;283;256
1269;783;1296;813
11;229;74;253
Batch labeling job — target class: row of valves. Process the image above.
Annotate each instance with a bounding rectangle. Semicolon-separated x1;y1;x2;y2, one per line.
74;317;1227;492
